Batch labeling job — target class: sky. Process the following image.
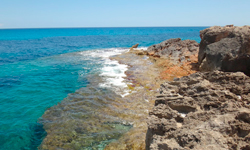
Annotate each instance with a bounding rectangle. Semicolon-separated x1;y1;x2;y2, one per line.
0;0;250;28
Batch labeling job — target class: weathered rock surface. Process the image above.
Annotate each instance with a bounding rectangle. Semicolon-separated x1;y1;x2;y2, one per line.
146;38;199;65
198;25;250;76
146;71;250;150
136;38;200;81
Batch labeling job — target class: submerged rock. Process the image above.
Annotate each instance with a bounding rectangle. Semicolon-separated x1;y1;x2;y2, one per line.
198;25;250;76
146;71;250;150
39;51;162;150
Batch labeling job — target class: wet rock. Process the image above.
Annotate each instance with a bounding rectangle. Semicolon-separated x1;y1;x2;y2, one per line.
146;71;250;150
198;25;250;76
146;38;199;65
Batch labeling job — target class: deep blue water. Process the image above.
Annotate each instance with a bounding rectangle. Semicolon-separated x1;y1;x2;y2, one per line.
0;27;207;149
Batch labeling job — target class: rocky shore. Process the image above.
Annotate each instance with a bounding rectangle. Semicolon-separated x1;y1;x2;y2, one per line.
39;25;250;150
144;25;250;150
104;25;250;150
102;38;202;149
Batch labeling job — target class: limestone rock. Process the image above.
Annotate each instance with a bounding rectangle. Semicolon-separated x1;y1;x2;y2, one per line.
146;71;250;150
146;38;199;65
198;25;250;76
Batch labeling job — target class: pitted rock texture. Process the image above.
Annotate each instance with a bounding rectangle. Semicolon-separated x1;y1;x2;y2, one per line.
146;38;199;65
146;71;250;150
198;25;250;76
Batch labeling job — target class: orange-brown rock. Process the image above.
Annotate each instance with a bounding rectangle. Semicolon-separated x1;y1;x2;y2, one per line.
159;61;198;81
151;53;198;81
144;38;200;82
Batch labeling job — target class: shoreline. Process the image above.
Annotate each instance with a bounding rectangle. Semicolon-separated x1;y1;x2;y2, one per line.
104;49;163;149
103;45;199;149
39;43;200;149
38;25;250;149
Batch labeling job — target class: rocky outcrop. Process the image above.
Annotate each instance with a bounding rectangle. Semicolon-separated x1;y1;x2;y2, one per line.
146;38;199;65
146;71;250;150
198;25;250;76
130;43;139;49
129;43;147;55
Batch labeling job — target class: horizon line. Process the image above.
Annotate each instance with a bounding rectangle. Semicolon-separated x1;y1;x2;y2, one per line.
0;26;211;30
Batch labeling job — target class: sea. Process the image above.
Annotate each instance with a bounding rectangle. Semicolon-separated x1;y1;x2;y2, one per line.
0;27;207;150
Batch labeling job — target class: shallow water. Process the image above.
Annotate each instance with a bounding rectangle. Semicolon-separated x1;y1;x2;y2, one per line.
0;27;207;149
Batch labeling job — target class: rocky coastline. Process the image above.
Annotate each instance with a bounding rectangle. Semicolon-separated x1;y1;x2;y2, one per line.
39;25;250;150
111;25;250;149
101;37;202;149
143;25;250;150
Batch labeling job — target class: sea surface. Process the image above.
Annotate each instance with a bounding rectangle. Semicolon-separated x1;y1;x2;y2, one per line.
0;27;207;149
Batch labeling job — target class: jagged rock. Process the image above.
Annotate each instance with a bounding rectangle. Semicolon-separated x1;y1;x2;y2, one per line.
129;43;147;55
146;38;199;65
130;43;139;51
198;25;250;76
146;71;250;150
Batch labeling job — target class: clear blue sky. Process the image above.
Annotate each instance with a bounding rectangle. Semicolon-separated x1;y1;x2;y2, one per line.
0;0;249;28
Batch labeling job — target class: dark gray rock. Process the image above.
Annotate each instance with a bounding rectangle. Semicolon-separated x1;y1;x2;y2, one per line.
199;38;241;71
198;25;250;76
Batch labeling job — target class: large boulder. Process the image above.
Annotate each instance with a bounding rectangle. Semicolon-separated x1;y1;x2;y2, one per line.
146;38;199;65
146;71;250;150
198;25;250;75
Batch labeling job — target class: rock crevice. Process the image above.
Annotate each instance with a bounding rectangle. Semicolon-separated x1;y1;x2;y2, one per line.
146;71;250;150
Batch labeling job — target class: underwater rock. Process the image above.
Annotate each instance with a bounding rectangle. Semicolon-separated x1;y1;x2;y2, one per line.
146;71;250;150
198;25;250;76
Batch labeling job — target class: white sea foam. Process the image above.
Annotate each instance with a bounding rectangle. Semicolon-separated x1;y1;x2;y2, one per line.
133;47;148;51
79;48;131;97
99;54;130;97
82;48;129;58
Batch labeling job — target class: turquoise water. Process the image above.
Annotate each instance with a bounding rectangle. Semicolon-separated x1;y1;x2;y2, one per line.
0;27;207;149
